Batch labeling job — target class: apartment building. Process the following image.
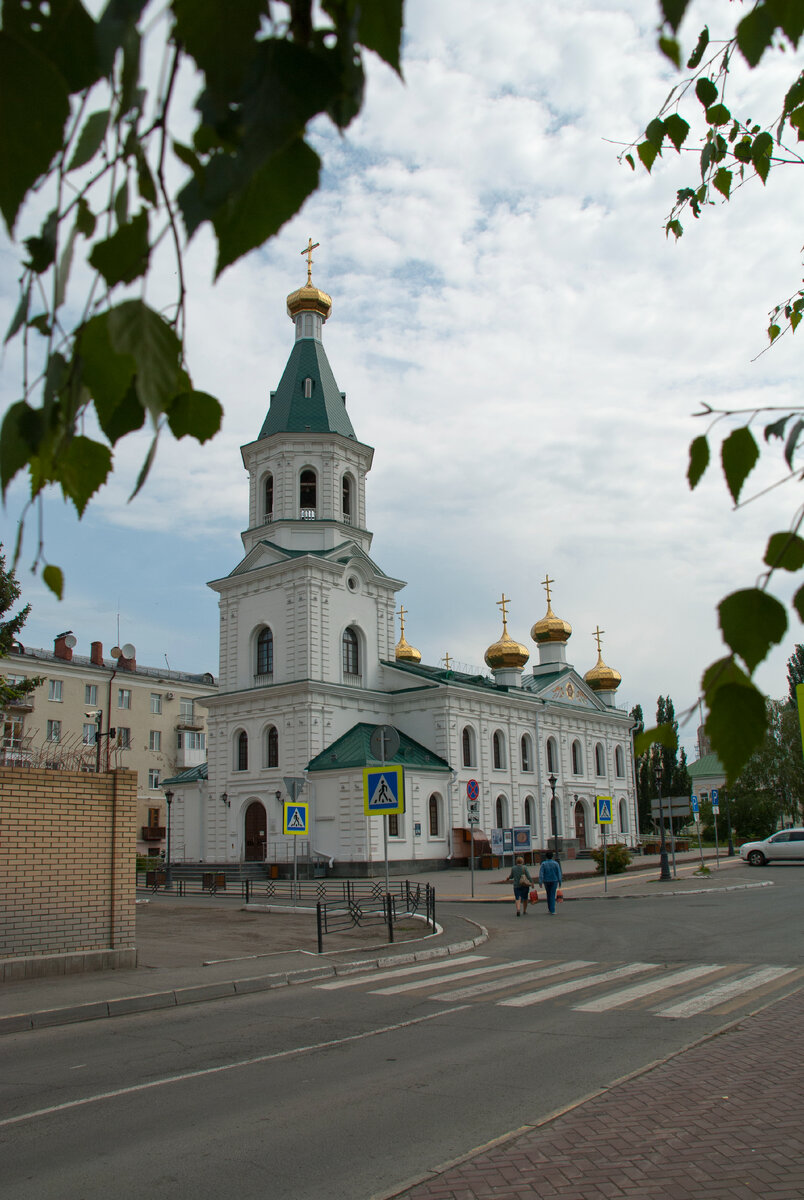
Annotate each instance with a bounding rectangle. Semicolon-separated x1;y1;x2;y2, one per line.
0;632;217;855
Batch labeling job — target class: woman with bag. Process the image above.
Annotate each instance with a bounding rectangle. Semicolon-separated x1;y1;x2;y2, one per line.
538;850;563;915
507;856;535;917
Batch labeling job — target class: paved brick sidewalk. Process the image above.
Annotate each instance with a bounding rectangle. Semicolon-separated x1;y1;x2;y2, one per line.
385;987;804;1199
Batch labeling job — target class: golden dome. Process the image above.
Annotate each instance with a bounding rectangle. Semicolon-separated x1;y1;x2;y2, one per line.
531;600;572;644
395;606;421;664
485;628;530;671
286;283;332;321
584;651;622;692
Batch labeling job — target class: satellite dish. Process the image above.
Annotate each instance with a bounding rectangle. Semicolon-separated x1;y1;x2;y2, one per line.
122;643;135;658
111;646;122;658
64;634;77;649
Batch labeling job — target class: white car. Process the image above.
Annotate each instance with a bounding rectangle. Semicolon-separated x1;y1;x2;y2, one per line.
740;829;804;866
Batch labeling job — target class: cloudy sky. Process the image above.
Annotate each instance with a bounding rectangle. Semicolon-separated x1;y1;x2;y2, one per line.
1;0;802;758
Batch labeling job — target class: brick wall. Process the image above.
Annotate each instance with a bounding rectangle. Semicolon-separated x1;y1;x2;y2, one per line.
0;767;136;958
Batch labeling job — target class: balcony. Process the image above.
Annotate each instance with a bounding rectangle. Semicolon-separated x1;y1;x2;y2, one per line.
300;508;317;521
176;715;203;731
141;826;166;841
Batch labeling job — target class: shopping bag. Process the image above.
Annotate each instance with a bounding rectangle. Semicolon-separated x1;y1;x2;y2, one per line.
556;888;564;902
529;888;539;903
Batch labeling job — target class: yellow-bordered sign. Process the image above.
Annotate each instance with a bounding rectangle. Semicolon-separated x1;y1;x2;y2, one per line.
363;765;404;815
595;795;613;824
283;802;309;835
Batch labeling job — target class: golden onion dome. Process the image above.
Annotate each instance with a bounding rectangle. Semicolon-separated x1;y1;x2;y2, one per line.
531;600;572;645
395;633;422;664
485;628;530;671
584;651;622;692
286;282;332;321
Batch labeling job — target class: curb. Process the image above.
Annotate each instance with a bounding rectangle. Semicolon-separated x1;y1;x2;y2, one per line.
0;923;489;1038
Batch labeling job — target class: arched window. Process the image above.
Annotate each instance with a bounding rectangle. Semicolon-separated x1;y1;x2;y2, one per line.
236;730;248;772
524;795;535;830
343;627;360;677
342;475;352;523
495;794;508;827
428;794;442;837
550;796;559;837
615;745;625;778
462;726;475;768
256;627;273;677
264;725;278;769
619;797;629;833
595;742;605;776
263;474;273;521
520;734;533;772
546;736;558;774
571;739;583;775
300;469;316;517
492;730;505;770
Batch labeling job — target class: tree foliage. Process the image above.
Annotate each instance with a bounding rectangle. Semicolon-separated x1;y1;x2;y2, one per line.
627;1;804;784
0;0;404;594
786;642;804;706
632;695;691;831
0;546;39;710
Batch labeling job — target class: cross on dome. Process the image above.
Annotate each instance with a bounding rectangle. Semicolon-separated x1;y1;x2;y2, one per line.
541;574;555;605
592;625;605;654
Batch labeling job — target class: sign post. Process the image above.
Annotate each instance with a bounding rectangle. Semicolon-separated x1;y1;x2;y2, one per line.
711;788;721;868
283;799;308;905
368;726;401;894
282;776;306;903
466;779;480;899
596;796;613;892
691;793;705;870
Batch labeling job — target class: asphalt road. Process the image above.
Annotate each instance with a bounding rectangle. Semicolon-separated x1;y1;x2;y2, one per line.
3;867;803;1200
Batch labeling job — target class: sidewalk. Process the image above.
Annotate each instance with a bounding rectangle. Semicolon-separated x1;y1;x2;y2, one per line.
376;982;804;1200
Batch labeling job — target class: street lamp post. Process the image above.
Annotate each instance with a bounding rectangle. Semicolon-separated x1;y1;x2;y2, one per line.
655;766;672;881
548;773;559;855
164;789;174;889
724;787;735;857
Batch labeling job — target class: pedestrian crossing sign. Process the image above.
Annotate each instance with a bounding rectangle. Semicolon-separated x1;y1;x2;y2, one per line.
363;765;404;815
283;802;309;835
596;795;613;824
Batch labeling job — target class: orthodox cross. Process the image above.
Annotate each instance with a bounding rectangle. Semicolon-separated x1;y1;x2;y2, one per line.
497;593;510;632
442;652;452;670
301;237;320;285
398;605;408;637
541;573;555;607
592;625;605;655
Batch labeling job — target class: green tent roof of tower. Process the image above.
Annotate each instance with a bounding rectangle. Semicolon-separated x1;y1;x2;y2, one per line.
258;338;357;440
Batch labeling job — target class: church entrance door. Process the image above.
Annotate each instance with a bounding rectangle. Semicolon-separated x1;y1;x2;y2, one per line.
245;801;267;861
574;802;587;848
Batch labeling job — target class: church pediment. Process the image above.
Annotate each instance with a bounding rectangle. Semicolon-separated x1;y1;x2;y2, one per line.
527;669;603;709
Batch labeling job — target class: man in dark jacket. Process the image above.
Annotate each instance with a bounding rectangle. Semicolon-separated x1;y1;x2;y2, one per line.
538;851;563;914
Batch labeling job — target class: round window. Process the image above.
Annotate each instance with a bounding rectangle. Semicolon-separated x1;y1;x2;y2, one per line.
347;576;359;592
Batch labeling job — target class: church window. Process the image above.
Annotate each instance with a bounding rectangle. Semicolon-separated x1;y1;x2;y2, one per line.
619;798;628;833
595;742;605;776
428;794;442;837
343;627;360;678
264;474;273;520
520;734;533;773
495;795;508;827
236;730;248;772
388;812;400;837
615;745;625;778
264;725;279;769
524;795;535;830
492;730;505;770
571;739;583;775
256;627;273;677
300;469;317;518
303;377;313;398
461;726;476;768
342;474;352;523
546;736;558;774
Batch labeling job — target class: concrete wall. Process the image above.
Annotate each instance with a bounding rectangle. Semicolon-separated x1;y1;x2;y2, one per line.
0;767;137;970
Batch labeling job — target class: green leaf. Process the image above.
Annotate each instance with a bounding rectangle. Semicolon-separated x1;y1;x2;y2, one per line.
666;218;683;239
768;323;781;342
792;311;802;332
783;418;804;467
713;167;732;198
135;147;156;205
0;401;40;497
733;137;753;163
107;300;182;415
721;426;759;503
3;0;103;94
695;77;718;109
704;678;768;783
67;109;109;171
658;35;681;68
114;179;129;227
212;138;321;277
54;221;78;309
4;281;31;346
129;432;159;501
77;310;137;425
764;532;804;572
705;103;731;126
636;140;658;172
357;0;404;74
0;34;70;234
719;589;787;672
76;196;96;238
634;723;677;759
765;415;789;442
99;379;146;444
752;130;773;182
24;209;58;274
687;25;710;69
167;391;223;443
645;118;665;150
172;0;264;92
664;113;689;151
173;140;203;180
58;435;112;516
625;153;635;170
659;0;691;33
88;210;150;286
688;435;710;488
42;564;64;600
784;73;804;116
737;5;777;68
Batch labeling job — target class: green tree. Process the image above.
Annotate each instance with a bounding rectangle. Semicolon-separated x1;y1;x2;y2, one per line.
786;644;804;707
629;2;804;784
0;546;39;711
0;0;404;597
632;697;690;832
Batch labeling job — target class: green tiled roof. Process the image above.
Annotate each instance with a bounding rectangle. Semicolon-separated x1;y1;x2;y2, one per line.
687;753;725;778
307;722;452;773
384;659;501;691
162;763;208;786
258;338;356;439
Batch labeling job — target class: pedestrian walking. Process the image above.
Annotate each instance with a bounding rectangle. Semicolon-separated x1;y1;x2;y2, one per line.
507;856;535;916
538;850;563;914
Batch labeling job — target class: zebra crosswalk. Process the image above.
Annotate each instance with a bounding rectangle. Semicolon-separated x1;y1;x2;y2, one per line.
314;954;803;1019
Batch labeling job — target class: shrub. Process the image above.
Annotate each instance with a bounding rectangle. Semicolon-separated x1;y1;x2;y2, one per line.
590;842;632;874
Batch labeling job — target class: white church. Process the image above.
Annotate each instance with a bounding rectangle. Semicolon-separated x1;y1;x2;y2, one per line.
166;251;638;874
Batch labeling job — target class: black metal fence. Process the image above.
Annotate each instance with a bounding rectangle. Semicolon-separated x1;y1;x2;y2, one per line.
315;882;435;953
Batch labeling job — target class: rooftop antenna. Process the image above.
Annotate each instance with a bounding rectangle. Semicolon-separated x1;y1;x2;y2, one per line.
165;653;172;671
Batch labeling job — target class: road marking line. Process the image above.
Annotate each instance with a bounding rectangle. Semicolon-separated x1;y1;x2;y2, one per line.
431;961;595;1002
498;962;658;1007
316;954;487;990
573;964;724;1012
371;960;541;996
0;1006;470;1129
655;966;798;1018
